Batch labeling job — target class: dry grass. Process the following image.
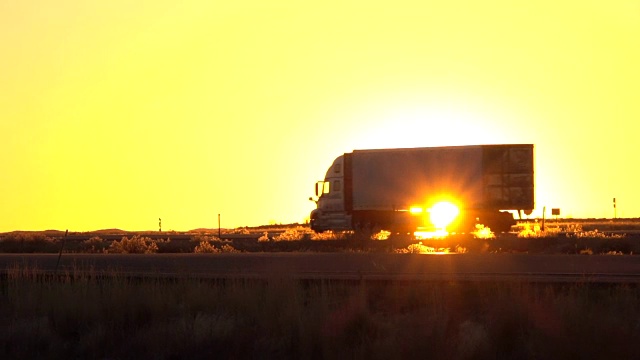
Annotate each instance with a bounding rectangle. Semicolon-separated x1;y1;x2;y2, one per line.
1;221;640;254
516;222;561;238
194;242;239;253
1;265;640;359
515;220;632;237
394;242;453;254
257;227;349;242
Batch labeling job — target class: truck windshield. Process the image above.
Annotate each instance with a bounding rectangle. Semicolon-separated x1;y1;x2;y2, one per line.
315;181;330;196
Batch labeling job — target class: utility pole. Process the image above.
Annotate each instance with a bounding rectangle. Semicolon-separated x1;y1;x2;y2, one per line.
159;218;162;232
218;214;221;239
613;198;617;219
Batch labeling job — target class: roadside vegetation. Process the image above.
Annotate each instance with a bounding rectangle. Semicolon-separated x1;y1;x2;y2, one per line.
0;219;639;254
1;265;639;359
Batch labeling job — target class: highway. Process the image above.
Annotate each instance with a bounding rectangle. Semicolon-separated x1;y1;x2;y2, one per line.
2;253;640;283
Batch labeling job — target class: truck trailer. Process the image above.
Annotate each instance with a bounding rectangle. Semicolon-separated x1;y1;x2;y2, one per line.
309;144;534;234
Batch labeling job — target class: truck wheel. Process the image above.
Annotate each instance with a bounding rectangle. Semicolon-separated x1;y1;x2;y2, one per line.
353;222;380;240
485;212;516;233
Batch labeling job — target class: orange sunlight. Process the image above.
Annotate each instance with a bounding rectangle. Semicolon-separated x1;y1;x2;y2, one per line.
429;202;460;230
414;201;460;239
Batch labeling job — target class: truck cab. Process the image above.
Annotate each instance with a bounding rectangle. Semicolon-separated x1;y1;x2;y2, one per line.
310;155;351;232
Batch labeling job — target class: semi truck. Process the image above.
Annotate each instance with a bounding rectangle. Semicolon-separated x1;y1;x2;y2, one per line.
309;144;534;234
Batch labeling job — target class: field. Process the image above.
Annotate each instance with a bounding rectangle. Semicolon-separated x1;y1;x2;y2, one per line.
2;266;640;359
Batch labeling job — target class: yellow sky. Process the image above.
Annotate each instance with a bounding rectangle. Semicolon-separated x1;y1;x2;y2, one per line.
1;1;639;231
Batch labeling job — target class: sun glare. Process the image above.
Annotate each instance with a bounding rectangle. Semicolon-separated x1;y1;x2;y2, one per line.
414;229;449;240
429;201;460;230
353;106;505;151
413;201;460;240
410;206;424;214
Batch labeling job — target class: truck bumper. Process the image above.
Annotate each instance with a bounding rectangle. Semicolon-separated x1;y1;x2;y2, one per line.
310;209;352;232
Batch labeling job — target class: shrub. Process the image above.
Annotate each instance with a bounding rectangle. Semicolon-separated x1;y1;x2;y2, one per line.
194;241;221;253
371;230;391;241
270;226;346;241
191;235;222;243
258;232;270;242
310;230;345;240
108;235;158;254
0;233;60;253
220;244;239;253
604;250;623;255
81;236;106;253
194;242;239;253
564;223;583;233
272;228;306;241
228;227;250;235
472;225;495;239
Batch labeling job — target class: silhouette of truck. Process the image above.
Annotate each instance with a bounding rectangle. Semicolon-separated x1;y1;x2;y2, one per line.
309;144;534;234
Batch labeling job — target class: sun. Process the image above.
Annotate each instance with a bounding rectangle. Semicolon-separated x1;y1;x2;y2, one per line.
429;201;460;230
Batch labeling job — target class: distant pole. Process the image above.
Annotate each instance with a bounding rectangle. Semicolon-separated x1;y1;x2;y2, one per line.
613;198;617;219
159;218;162;232
218;214;221;238
541;206;546;232
55;230;68;273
